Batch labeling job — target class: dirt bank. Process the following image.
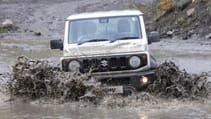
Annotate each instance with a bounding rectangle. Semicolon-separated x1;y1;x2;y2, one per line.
154;0;211;39
127;0;211;39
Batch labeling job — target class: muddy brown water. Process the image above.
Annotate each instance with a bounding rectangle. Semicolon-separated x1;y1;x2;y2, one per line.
0;37;211;119
0;96;210;119
0;101;140;119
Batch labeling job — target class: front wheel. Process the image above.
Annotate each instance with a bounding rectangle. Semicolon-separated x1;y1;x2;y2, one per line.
123;85;136;95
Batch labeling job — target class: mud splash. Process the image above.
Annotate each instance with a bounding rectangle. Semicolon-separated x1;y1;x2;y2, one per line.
147;61;209;99
5;56;209;107
8;56;103;102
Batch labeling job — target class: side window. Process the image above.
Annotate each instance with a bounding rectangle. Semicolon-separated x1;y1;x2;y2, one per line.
69;22;79;43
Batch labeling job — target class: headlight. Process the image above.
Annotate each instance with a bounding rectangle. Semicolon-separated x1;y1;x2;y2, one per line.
68;60;80;71
129;56;141;68
140;76;148;83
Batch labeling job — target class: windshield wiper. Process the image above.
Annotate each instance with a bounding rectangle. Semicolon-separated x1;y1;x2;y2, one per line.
78;39;110;45
110;36;140;43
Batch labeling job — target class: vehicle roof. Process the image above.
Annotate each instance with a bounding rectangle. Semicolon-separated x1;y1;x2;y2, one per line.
66;10;143;20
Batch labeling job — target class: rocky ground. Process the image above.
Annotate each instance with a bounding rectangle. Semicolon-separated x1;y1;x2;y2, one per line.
153;0;211;39
1;0;210;40
0;0;156;39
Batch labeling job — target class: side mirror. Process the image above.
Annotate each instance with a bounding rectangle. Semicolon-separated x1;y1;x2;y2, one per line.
147;31;160;44
50;39;63;50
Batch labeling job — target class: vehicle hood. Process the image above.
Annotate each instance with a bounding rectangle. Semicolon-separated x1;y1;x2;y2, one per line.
63;40;147;57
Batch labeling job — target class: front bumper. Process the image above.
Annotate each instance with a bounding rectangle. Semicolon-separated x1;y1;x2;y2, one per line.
92;69;156;79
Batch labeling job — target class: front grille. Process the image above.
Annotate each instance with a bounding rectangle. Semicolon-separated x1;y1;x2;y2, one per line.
79;54;147;73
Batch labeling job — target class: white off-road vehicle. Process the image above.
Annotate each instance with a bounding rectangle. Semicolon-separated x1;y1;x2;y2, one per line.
50;10;160;94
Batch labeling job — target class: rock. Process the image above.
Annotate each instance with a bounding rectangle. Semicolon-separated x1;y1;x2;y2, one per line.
187;8;195;17
166;30;174;37
34;32;42;36
187;29;194;37
195;22;199;27
2;19;13;27
182;34;188;40
205;33;211;39
176;0;192;10
1;19;18;32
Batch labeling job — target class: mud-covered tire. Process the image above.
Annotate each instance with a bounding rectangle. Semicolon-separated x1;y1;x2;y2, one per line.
123;85;136;95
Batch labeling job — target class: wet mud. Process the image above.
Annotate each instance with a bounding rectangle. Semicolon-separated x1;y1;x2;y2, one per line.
8;56;103;103
148;61;208;99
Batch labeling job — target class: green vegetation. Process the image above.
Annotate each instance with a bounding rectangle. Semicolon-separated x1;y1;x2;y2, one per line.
177;16;185;24
177;16;192;28
184;18;191;27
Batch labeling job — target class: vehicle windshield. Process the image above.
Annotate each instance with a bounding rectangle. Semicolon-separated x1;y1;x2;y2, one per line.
68;16;142;44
